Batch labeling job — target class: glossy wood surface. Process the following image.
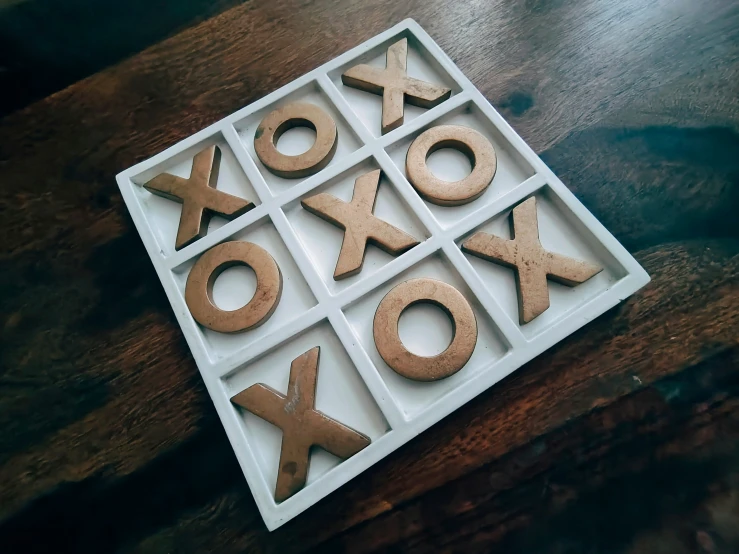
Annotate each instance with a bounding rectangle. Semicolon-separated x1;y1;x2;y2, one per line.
0;0;737;552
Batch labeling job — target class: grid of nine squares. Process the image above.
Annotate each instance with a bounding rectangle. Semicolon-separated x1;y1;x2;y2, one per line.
117;19;649;529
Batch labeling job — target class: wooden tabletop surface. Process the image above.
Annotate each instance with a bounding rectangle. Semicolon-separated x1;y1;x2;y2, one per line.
1;0;738;552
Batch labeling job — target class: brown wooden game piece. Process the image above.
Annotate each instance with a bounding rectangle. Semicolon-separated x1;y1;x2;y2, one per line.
405;125;497;206
462;196;603;324
185;241;282;333
231;346;371;502
143;145;255;250
301;169;421;280
254;102;338;178
342;38;452;134
373;278;477;381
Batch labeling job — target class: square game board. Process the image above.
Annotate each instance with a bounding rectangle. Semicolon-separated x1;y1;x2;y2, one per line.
116;19;649;530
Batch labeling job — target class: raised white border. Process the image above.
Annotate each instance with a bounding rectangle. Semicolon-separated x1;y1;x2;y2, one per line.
116;19;650;530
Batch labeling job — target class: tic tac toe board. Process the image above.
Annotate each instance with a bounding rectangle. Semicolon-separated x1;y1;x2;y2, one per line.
116;19;650;530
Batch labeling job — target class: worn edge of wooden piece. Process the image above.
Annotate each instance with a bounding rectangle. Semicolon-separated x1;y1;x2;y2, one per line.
184;241;283;333
254;102;338;178
405;124;497;206
230;347;371;502
142;145;255;250
373;278;478;381
301;169;421;280
462;197;603;324
341;37;452;134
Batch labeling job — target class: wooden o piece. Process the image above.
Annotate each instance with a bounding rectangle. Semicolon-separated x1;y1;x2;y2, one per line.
462;196;602;324
143;146;255;250
405;125;497;206
342;38;451;134
373;278;477;381
185;241;282;333
254;102;338;178
301;169;420;280
231;347;371;502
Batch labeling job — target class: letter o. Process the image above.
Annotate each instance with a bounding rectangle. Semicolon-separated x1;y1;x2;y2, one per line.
405;125;497;206
254;102;338;178
185;241;282;333
373;278;477;381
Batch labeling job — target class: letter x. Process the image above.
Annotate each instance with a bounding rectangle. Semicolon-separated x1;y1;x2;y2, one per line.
302;169;420;280
143;146;255;250
342;38;451;134
231;347;371;502
462;197;602;324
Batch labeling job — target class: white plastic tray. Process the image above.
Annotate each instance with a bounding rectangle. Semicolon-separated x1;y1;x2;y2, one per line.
116;19;649;530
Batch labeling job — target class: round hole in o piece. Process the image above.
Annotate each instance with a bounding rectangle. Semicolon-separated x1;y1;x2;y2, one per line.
209;264;257;311
398;302;454;357
425;146;473;183
274;119;317;156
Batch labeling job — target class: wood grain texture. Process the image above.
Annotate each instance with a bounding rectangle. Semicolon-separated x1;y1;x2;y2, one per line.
0;0;737;552
0;0;244;117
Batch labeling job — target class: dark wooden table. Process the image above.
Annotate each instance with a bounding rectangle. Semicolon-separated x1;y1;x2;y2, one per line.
1;0;738;552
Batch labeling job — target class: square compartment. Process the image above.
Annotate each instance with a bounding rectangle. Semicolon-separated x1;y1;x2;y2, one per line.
343;251;509;419
457;185;629;339
234;81;363;196
224;319;389;500
130;134;261;258
283;156;430;296
328;29;463;138
171;216;317;362
386;100;535;230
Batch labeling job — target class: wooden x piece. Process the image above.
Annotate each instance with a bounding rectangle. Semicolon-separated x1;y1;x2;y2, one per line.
143;146;255;250
231;347;371;502
302;169;420;280
342;38;451;134
462;197;602;324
